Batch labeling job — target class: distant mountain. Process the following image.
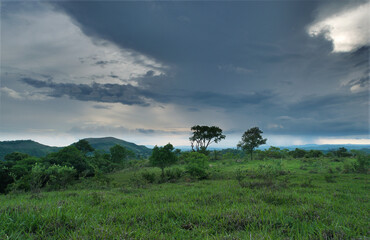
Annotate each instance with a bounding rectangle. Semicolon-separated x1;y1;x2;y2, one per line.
82;137;152;157
273;144;370;151
0;140;60;160
257;144;370;153
0;137;152;160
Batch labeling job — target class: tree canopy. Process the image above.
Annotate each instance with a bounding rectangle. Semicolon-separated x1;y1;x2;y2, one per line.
189;125;225;154
74;139;94;155
149;143;177;178
237;127;267;160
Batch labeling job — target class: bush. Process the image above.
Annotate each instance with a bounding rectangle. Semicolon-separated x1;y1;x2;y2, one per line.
254;161;288;180
45;165;77;190
141;170;157;183
354;155;369;173
235;168;247;182
165;168;183;181
184;152;209;179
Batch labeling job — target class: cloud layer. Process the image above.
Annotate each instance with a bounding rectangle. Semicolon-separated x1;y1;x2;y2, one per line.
1;1;369;147
308;1;370;53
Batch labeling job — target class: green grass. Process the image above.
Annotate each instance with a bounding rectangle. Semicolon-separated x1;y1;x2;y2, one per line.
0;158;368;239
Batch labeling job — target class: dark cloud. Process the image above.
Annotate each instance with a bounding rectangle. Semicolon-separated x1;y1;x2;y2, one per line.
289;91;368;115
2;1;369;144
95;60;119;67
92;104;112;110
22;78;150;106
136;128;156;134
22;76;274;109
188;90;275;109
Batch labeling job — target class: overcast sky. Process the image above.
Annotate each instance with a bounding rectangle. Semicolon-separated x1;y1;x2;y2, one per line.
0;0;369;147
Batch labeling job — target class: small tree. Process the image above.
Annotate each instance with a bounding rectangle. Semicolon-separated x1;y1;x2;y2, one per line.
149;143;177;179
237;127;267;160
189;125;226;154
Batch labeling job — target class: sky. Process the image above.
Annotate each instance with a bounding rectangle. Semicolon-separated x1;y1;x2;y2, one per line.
0;0;369;148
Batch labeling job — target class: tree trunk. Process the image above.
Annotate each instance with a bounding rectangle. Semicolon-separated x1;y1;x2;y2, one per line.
250;150;253;161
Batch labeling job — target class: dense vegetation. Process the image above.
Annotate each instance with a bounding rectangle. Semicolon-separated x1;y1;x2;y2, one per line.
0;140;136;194
0;138;369;239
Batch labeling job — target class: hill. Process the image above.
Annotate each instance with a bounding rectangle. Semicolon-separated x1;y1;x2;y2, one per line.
0;140;60;160
0;137;152;160
82;137;152;157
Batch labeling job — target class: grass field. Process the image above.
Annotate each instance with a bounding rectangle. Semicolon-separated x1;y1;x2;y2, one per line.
0;158;368;239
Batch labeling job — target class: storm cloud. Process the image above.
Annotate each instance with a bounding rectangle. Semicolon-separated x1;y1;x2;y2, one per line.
22;78;150;106
1;1;369;146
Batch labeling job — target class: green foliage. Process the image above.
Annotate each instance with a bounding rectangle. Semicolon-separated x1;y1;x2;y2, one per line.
184;152;209;179
44;165;77;190
305;150;323;158
84;137;152;158
290;148;307;158
189;125;225;153
332;147;352;158
141;170;157;183
45;146;91;176
110;144;129;163
4;152;30;162
254;161;288;180
165;167;183;181
73;139;94;155
237;127;267;160
354;154;369;173
149;143;177;178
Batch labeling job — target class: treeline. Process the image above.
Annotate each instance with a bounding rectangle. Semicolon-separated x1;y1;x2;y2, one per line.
215;146;361;160
0;140;135;193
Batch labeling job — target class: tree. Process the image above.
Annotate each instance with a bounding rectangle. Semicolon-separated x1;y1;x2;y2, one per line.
237;127;267;160
149;143;177;179
290;148;307;158
110;144;129;163
189;125;226;154
45;146;90;176
74;139;94;155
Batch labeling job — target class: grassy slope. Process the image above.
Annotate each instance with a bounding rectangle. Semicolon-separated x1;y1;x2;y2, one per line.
0;158;368;240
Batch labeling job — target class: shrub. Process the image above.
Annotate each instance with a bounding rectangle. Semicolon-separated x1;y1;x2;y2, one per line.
141;170;157;183
354;154;369;173
165;168;183;181
254;161;288;180
184;152;209;179
343;162;356;173
235;168;247;182
45;165;77;190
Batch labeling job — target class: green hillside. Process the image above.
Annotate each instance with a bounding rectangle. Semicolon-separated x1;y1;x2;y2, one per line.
0;137;152;160
0;140;60;160
82;137;152;157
